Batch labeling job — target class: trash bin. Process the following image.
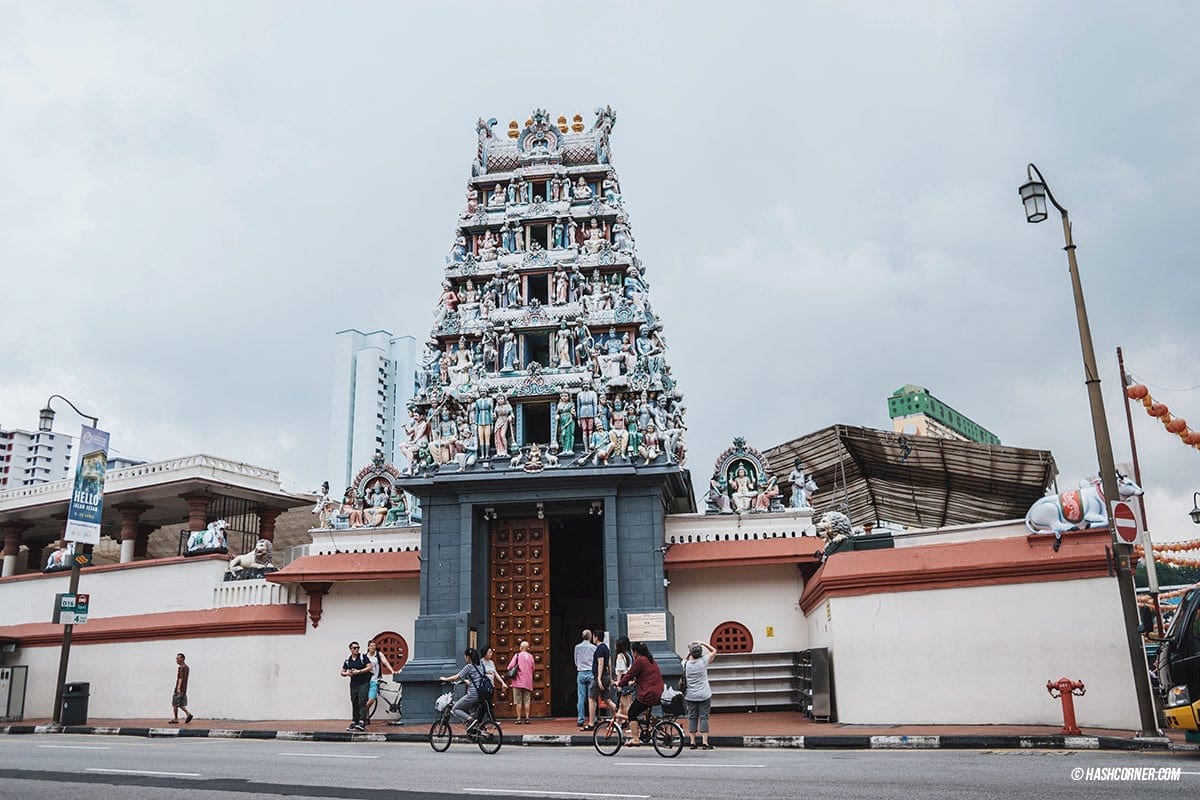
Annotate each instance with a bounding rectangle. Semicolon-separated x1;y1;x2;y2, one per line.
61;682;89;726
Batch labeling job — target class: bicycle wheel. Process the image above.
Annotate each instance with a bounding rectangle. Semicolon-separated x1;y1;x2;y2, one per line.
593;719;624;756
652;720;684;758
475;720;502;754
429;719;452;752
365;697;378;721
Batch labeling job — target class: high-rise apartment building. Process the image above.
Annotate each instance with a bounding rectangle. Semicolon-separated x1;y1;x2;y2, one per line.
0;424;75;489
887;384;1000;445
326;329;417;490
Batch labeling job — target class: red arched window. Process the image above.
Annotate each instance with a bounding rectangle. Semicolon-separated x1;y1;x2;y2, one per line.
372;631;409;673
710;621;753;653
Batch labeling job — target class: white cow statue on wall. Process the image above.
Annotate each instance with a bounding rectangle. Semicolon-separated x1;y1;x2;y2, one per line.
1025;474;1143;550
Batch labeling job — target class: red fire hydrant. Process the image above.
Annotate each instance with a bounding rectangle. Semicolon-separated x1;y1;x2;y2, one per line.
1046;677;1086;735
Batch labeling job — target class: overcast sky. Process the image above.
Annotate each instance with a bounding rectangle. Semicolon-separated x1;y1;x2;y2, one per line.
2;2;1198;540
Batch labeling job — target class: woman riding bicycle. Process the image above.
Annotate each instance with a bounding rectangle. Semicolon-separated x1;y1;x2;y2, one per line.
438;647;490;731
613;641;663;745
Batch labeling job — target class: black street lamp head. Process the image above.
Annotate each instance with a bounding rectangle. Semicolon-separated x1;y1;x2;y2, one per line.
1190;492;1200;525
38;394;99;432
1019;177;1049;223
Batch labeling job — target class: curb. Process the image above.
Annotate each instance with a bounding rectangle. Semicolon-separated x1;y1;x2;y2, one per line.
0;724;1179;751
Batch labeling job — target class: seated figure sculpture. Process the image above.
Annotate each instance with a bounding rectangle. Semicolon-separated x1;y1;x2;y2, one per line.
729;464;758;513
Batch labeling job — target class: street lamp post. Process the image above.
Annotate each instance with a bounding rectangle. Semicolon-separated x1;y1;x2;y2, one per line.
1019;163;1161;737
40;395;100;726
1189;492;1200;525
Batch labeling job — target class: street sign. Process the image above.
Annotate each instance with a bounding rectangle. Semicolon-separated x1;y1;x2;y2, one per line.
1112;500;1139;545
53;593;90;625
73;553;92;568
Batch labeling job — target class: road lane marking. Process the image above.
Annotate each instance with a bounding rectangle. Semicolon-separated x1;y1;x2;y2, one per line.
279;752;379;759
87;768;200;778
465;791;649;799
38;744;110;750
617;762;765;768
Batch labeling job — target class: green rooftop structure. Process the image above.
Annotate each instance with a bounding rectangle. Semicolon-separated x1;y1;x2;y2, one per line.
887;385;1000;446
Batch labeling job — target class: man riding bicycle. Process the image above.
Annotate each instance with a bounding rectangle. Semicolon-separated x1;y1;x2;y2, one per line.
438;647;492;733
613;641;663;745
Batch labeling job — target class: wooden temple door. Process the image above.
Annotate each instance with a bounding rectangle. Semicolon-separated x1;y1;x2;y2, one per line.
489;518;551;719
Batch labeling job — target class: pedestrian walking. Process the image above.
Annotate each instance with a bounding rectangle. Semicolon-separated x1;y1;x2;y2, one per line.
340;641;372;731
364;640;395;724
612;636;634;719
682;641;717;749
169;653;193;724
506;640;535;724
481;645;508;698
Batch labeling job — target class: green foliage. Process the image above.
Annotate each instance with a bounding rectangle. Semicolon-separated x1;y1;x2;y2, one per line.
1136;560;1200;588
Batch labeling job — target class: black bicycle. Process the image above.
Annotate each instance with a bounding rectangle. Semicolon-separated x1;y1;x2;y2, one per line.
365;678;403;723
593;704;684;758
429;682;503;754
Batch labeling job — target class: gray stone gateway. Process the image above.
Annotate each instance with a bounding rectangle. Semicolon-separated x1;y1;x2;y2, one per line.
399;108;695;721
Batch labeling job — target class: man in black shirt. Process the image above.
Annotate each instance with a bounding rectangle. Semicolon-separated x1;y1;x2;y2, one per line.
340;641;371;731
586;627;611;730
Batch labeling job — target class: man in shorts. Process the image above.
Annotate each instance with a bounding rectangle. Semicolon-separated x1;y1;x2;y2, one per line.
170;653;193;724
585;627;611;730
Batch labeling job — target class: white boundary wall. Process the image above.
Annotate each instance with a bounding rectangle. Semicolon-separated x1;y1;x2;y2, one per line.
668;565;808;654
826;576;1141;728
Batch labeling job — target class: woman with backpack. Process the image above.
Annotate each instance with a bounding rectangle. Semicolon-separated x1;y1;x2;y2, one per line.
438;647;492;731
364;640;395;723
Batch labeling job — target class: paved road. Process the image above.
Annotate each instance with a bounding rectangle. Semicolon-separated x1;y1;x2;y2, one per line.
1;734;1197;800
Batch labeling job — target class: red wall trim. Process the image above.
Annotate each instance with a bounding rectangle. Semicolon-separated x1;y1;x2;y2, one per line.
664;537;824;572
0;553;228;584
1;604;307;647
267;551;420;584
799;529;1113;615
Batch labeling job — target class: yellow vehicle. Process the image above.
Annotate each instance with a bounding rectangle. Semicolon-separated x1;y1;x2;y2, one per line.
1156;587;1200;742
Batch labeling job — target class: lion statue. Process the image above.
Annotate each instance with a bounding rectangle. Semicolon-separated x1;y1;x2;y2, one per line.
225;538;276;580
816;511;854;547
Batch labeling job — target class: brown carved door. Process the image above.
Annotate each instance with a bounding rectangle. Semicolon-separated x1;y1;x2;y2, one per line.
489;518;551;719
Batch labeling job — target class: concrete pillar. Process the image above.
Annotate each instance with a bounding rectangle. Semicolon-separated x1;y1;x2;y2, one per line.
2;522;30;578
133;523;154;560
180;492;211;533
258;507;282;543
114;502;150;563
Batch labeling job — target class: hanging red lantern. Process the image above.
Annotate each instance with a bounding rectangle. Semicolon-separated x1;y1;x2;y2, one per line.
1186;432;1200;446
1126;384;1149;400
1147;403;1170;418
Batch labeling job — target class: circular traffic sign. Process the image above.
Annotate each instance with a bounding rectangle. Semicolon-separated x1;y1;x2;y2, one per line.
1112;500;1139;545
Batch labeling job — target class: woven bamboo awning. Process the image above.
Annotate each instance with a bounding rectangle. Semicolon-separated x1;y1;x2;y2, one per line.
763;425;1058;530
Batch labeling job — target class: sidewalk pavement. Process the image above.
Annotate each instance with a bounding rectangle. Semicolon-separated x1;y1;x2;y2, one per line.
2;711;1188;751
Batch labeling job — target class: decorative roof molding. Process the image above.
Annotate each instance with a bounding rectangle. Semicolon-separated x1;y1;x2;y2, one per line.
799;528;1113;614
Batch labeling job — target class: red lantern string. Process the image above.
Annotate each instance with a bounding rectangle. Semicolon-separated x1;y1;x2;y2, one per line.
1126;384;1200;454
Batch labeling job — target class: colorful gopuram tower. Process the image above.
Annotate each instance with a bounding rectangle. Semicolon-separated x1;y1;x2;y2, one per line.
400;108;694;721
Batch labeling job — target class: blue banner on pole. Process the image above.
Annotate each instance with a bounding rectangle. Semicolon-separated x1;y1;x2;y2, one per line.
64;426;110;545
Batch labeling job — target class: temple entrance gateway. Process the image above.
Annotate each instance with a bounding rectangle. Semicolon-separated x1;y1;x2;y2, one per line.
549;513;604;717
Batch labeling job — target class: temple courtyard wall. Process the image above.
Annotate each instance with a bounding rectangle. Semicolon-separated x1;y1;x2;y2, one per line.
0;516;1143;728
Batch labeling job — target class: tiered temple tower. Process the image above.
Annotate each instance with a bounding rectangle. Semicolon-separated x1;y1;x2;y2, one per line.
400;108;694;721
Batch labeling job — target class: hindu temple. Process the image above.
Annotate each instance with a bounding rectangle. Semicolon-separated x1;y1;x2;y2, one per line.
398;107;696;718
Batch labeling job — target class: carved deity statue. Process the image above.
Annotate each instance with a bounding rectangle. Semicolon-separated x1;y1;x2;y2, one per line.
584;218;605;255
493;393;513;456
789;459;817;509
730;465;758;512
556;391;577;454
575;176;592;200
479;229;499;261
